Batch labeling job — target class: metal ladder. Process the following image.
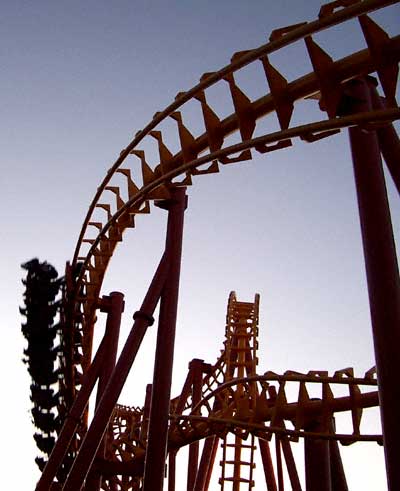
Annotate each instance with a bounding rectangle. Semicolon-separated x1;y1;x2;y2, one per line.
219;292;259;491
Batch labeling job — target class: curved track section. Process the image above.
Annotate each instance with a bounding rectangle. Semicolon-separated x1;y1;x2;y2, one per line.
64;0;399;421
68;0;400;379
170;370;380;447
97;293;381;489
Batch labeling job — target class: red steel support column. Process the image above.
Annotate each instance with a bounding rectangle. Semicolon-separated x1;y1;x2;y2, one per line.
329;440;348;491
304;419;332;491
193;437;216;491
168;450;177;491
345;78;400;491
192;435;219;491
140;384;152;443
275;437;284;491
143;186;187;491
62;251;169;490
267;387;301;490
280;436;302;491
326;417;348;491
85;291;124;491
187;359;204;491
204;436;219;491
95;292;124;403
36;335;108;490
258;438;278;491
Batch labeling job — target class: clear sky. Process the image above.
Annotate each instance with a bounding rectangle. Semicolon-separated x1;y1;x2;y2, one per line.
1;1;399;489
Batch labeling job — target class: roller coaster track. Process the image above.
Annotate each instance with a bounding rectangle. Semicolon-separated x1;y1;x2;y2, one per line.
169;371;380;447
42;0;400;489
64;0;400;389
96;292;381;491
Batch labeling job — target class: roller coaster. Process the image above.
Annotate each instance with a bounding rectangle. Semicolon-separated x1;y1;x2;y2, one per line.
21;0;400;489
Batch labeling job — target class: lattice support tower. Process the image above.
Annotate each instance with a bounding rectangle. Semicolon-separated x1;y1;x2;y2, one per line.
219;293;259;490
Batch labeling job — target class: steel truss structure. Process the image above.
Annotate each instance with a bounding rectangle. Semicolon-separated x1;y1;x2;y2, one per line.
34;0;400;489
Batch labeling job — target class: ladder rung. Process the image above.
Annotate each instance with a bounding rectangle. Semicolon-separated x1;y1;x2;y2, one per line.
224;460;254;466
223;443;256;449
219;477;254;484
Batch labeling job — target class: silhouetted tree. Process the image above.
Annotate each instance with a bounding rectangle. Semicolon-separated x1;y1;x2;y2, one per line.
21;259;62;470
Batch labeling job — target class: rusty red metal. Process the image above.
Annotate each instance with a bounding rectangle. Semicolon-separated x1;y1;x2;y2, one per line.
36;336;108;490
32;3;400;489
193;435;219;491
329;420;349;491
142;186;187;491
61;250;171;490
369;85;400;195
304;417;332;491
345;77;400;491
96;292;125;405
167;450;177;491
280;437;302;491
275;437;284;490
258;438;277;491
85;292;124;491
187;359;204;491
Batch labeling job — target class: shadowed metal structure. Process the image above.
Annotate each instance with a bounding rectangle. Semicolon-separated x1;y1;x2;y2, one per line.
33;0;400;489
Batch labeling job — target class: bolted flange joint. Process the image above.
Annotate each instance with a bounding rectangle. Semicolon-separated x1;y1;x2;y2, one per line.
133;310;155;326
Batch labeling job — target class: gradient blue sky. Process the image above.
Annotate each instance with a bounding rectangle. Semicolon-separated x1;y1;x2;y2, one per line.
1;1;399;489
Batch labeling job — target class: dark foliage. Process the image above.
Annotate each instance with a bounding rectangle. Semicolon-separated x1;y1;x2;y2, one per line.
35;456;46;472
34;434;56;454
20;259;62;471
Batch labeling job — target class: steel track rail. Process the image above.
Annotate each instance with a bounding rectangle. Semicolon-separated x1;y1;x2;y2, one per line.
77;107;400;286
169;414;382;444
63;0;399;410
72;0;398;268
